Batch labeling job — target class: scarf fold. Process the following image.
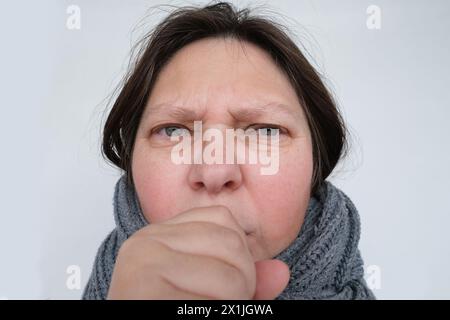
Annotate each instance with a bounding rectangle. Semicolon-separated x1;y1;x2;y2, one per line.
82;175;375;300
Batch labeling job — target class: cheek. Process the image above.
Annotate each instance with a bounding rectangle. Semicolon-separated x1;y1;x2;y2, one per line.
131;142;186;223
248;145;313;255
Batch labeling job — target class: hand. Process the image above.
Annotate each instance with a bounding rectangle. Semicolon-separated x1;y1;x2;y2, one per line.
107;205;290;299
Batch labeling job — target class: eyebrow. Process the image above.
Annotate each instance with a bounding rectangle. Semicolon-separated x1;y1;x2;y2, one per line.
143;101;299;122
229;102;298;122
143;103;202;122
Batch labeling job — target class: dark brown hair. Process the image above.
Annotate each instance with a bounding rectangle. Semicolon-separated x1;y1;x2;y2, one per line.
101;1;348;195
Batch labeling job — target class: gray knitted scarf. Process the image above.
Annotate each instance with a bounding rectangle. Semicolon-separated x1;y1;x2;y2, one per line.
82;175;375;300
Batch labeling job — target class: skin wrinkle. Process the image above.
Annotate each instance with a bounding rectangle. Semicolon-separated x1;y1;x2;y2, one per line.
132;37;313;262
143;101;301;122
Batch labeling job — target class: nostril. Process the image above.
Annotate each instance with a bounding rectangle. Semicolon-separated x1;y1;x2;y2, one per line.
224;180;235;188
194;181;205;190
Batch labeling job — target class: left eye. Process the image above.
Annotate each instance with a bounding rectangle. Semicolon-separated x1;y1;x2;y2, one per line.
246;125;281;136
257;127;280;136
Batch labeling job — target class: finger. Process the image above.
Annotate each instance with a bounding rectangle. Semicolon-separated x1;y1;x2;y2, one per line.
152;241;253;300
111;274;214;300
253;259;290;300
160;205;248;245
154;276;215;300
146;221;256;296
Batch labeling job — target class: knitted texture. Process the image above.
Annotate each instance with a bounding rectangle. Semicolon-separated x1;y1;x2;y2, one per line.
82;175;375;300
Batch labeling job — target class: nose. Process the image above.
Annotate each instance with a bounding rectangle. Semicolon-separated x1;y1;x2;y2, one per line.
188;163;243;194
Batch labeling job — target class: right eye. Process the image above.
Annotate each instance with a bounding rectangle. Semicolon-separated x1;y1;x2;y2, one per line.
155;125;191;138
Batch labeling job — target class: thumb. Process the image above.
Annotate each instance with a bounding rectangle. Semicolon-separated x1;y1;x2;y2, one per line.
252;259;290;300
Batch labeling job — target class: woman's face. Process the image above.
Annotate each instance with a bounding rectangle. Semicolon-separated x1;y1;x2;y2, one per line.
131;37;313;262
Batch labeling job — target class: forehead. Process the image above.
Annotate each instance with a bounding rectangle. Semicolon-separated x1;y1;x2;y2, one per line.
145;37;302;118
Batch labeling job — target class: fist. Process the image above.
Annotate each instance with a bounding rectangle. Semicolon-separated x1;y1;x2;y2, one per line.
107;206;290;299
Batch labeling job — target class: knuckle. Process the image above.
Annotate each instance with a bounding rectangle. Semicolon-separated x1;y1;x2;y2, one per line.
221;264;251;299
118;233;167;266
214;205;233;221
221;228;246;252
118;236;138;255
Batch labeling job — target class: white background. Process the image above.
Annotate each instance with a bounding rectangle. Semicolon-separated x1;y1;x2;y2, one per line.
0;0;449;299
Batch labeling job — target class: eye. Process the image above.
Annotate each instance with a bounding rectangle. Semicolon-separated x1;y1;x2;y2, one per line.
246;124;283;137
257;127;279;136
154;125;191;138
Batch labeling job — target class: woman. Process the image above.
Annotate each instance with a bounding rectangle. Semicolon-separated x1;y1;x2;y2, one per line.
83;1;375;300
